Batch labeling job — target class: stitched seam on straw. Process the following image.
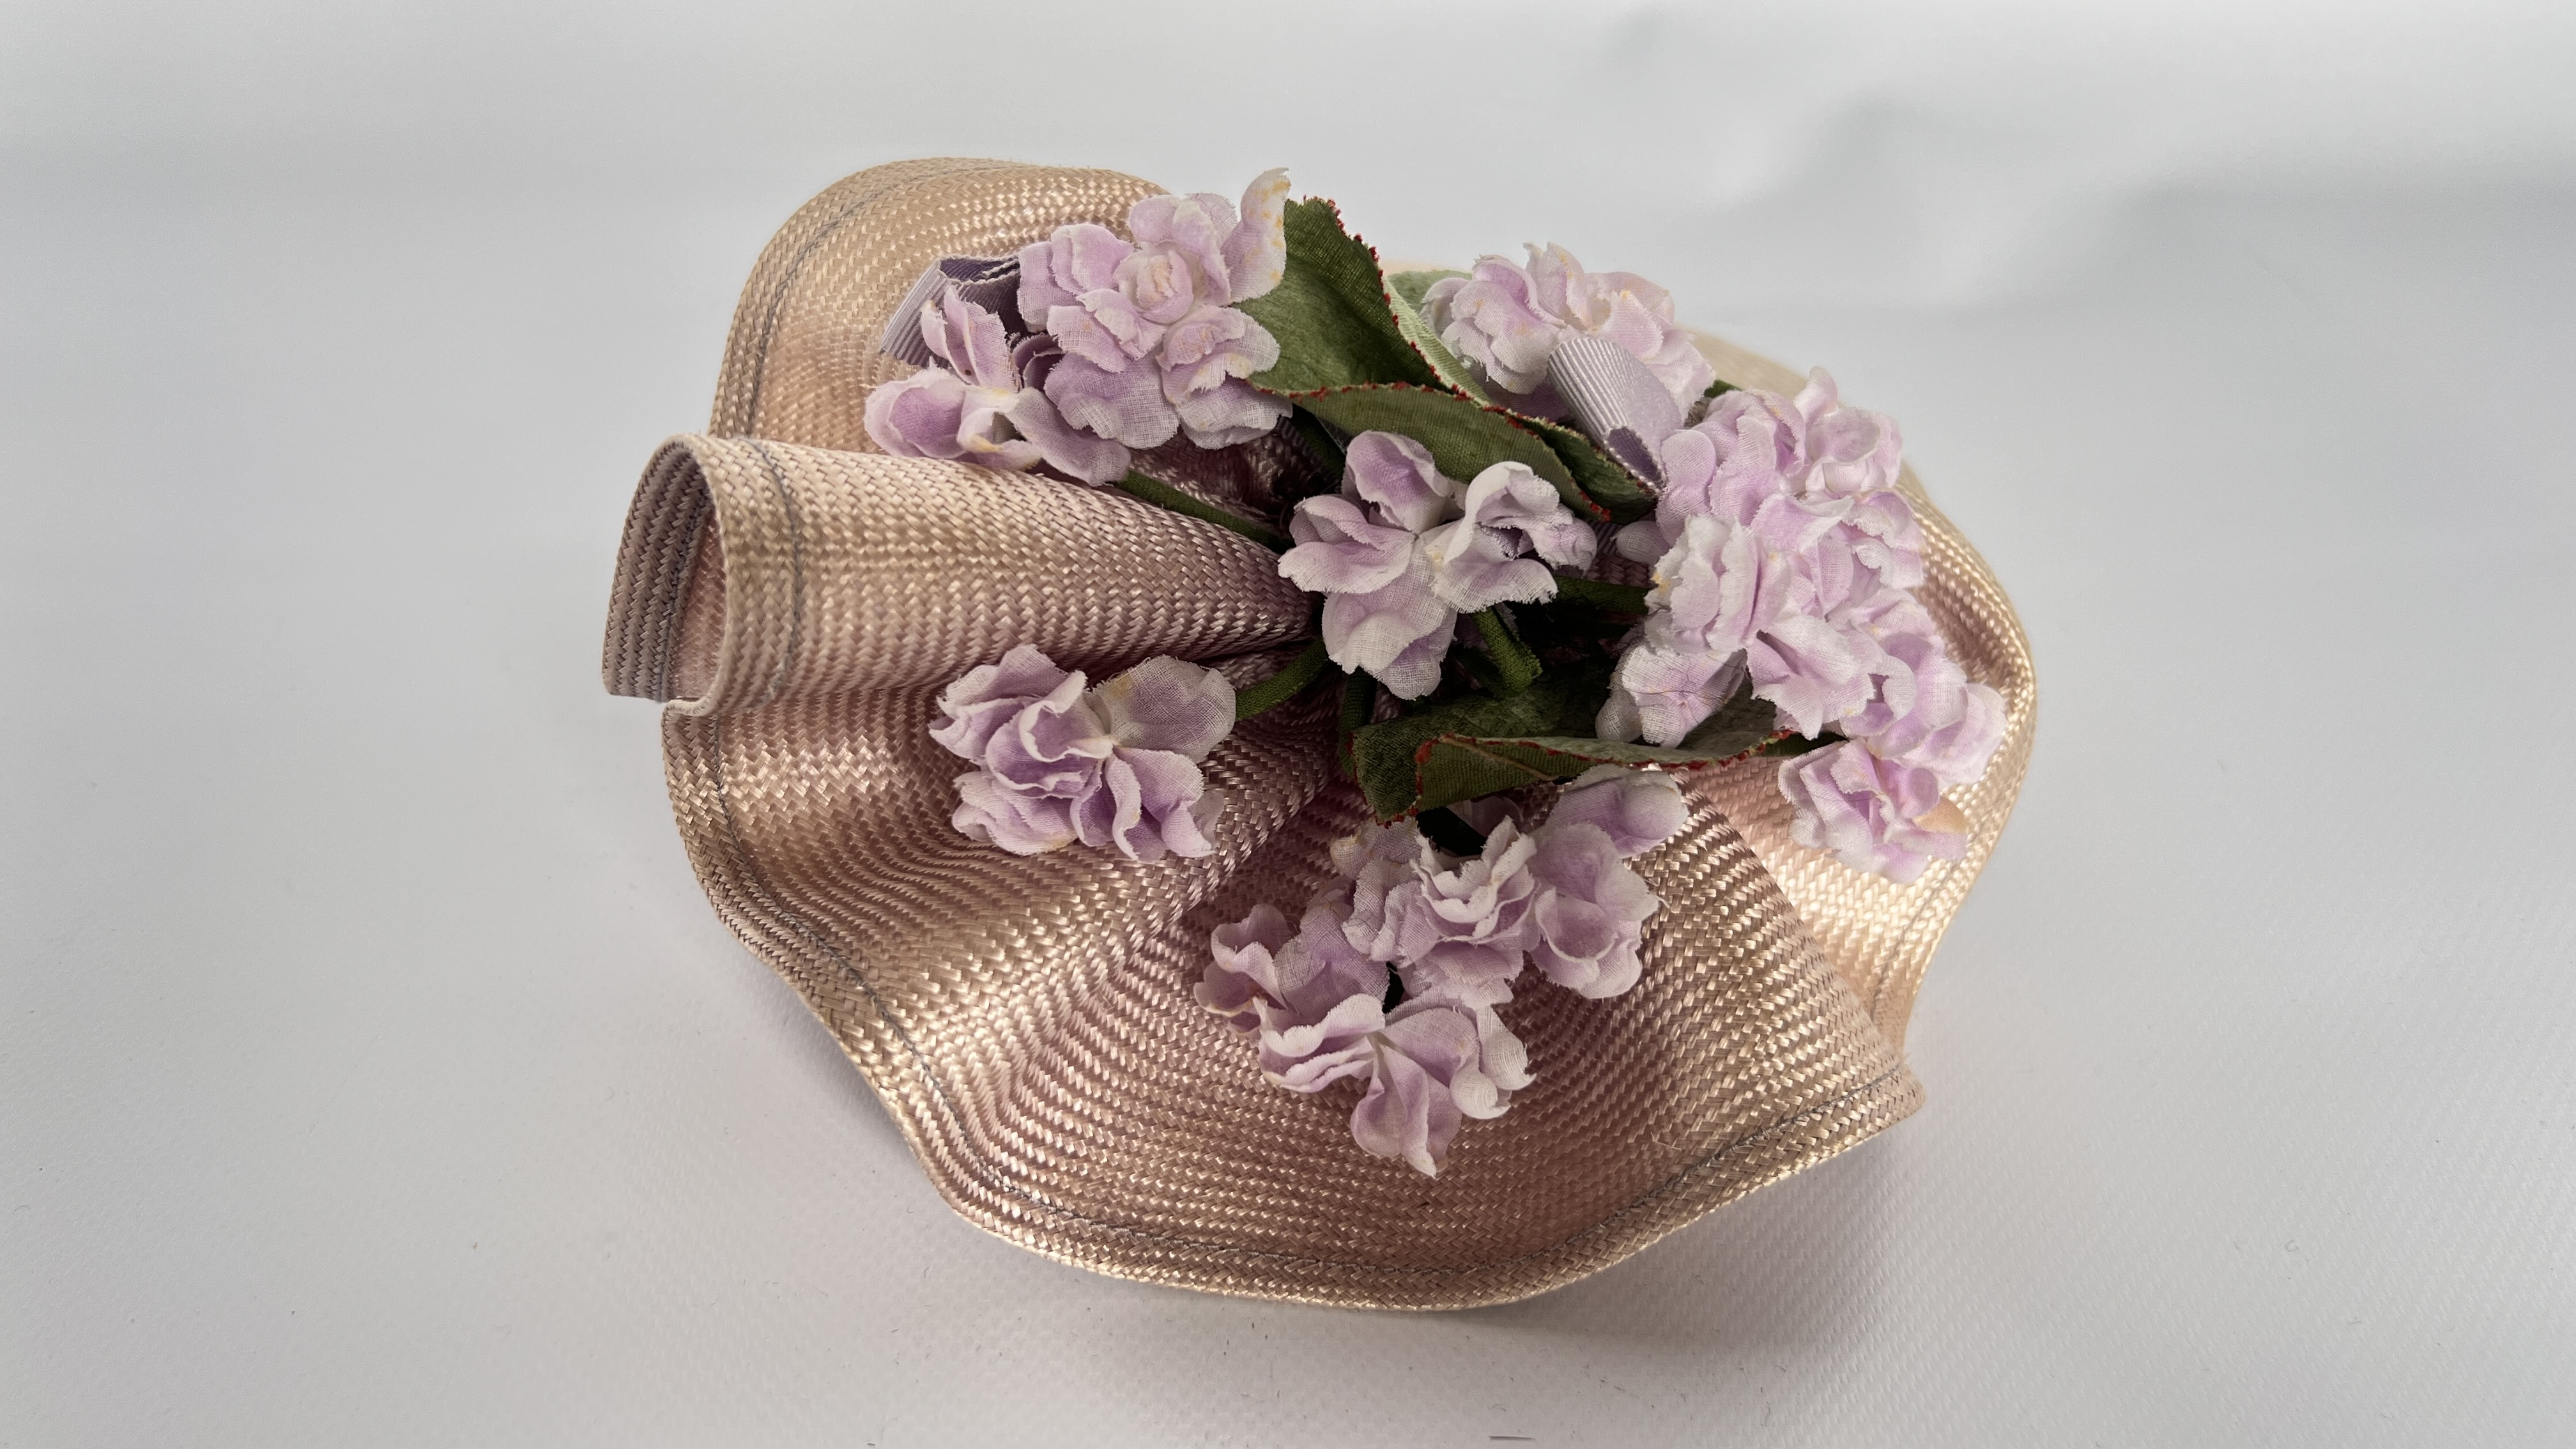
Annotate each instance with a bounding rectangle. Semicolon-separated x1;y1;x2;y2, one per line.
696;728;1914;1278
652;491;711;704
744;441;806;710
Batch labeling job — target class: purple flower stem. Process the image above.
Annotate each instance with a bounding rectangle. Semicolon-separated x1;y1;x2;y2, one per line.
1110;471;1289;551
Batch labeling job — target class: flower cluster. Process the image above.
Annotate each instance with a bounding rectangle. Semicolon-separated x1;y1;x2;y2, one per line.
866;169;1293;483
1276;431;1595;698
891;170;2012;1172
1421;244;1714;416
863;286;1131;484
931;645;1236;862
1020;170;1293;452
1200;766;1687;1174
1599;370;2004;882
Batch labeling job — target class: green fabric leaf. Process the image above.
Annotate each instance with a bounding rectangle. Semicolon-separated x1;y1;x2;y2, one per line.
1351;662;1801;818
1292;385;1607;521
1678;684;1786;758
1406;735;1763;816
1351;664;1613;817
1289;406;1347;479
1236;199;1436;394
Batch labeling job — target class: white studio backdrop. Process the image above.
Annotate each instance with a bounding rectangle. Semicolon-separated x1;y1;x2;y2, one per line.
4;2;2572;1445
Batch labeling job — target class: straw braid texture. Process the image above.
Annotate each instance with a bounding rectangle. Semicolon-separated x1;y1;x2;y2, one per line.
599;160;2034;1308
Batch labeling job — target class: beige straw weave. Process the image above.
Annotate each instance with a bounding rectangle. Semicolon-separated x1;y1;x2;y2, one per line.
600;159;2035;1309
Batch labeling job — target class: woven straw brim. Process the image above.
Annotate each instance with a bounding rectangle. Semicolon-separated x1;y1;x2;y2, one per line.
599;160;2034;1309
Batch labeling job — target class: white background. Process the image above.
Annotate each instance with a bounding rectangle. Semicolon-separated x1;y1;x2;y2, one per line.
5;2;2573;1443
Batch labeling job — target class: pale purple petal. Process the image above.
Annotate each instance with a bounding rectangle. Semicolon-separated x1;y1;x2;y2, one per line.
1077;747;1216;862
1747;611;1875;737
1419;462;1591;613
1048;294;1162;370
1387;820;1538;995
1317;559;1455;700
999;387;1132;485
1264;993;1384;1092
1128;191;1236;301
1614;643;1747;748
1087;656;1235;760
863;367;972;463
1170;375;1291;449
1221;167;1291;302
1280;494;1416;595
1018;224;1131;320
1042;353;1182;449
1778;739;1968;884
923;286;1018;388
951;770;1080;855
1197;903;1292;1032
1112;246;1200;326
1893;680;2005;790
1342;431;1460;532
1422;256;1563;399
1348;1023;1463;1176
1419;517;1557;612
929;643;1075;760
1158;305;1279;394
1523;822;1659;999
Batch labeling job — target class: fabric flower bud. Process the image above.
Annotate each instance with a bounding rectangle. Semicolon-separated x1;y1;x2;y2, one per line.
1599;643;1746;748
1790;370;1905;498
1522;243;1713;411
1545;765;1688;858
1777;740;1968;885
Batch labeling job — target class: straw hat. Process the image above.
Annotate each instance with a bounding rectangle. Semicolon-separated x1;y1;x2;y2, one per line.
600;158;2035;1309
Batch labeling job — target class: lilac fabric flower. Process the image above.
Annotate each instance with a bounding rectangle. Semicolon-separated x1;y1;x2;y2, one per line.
1383;819;1541;995
1777;740;1968;885
1598;643;1746;749
1203;781;1688;1174
1421;244;1715;415
1019;169;1295;452
933;645;1234;862
1198;898;1392;1092
1200;889;1530;1177
1279;434;1590;698
1586;364;2004;880
1420;462;1598;612
1523;823;1660;999
1349;989;1531;1176
862;287;1132;484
